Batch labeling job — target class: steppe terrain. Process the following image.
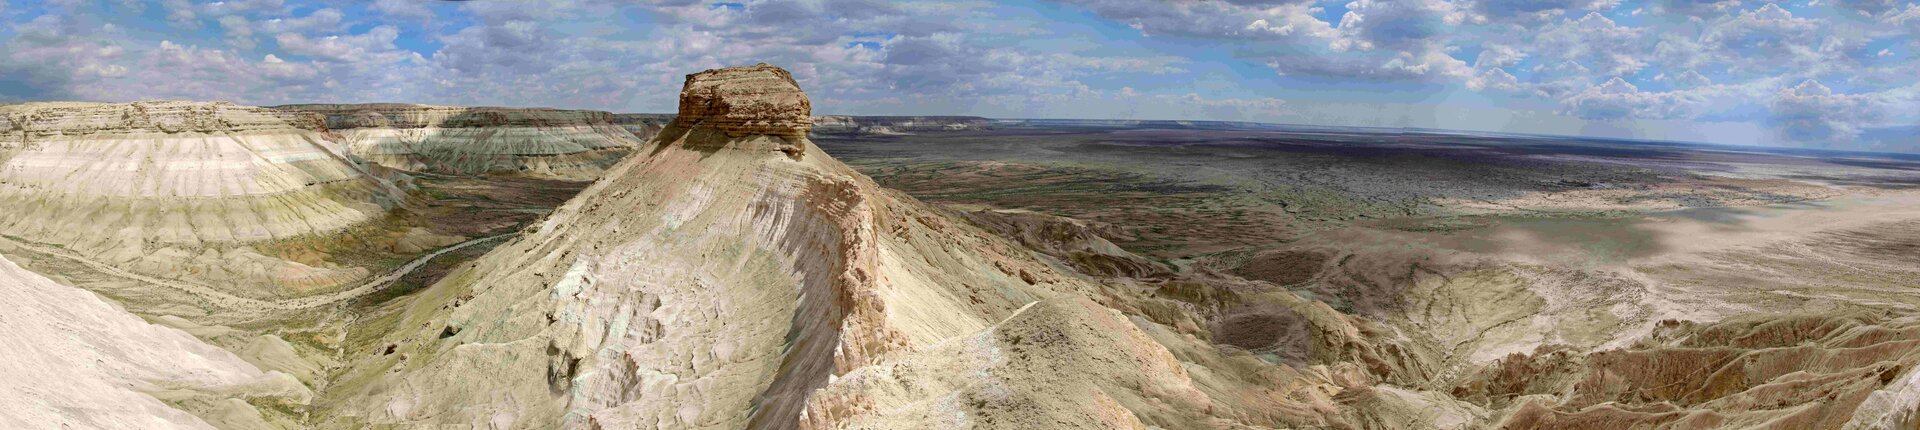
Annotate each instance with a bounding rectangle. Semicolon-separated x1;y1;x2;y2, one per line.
3;64;1919;429
816;123;1920;428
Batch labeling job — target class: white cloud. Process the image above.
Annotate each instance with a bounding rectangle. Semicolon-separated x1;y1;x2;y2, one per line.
218;15;255;50
257;8;345;34
1534;12;1646;76
370;0;435;21
1766;79;1917;146
276;26;409;64
1655;69;1712;88
1561;77;1709;119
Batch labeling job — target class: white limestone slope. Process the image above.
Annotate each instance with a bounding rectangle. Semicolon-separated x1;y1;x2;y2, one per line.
0;101;403;294
0;253;309;430
279;104;644;179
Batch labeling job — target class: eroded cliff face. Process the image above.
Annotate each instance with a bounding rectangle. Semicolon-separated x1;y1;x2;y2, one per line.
315;64;1396;429
275;104;643;179
0;101;404;295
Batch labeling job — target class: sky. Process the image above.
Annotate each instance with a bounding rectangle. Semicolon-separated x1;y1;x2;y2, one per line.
0;0;1916;152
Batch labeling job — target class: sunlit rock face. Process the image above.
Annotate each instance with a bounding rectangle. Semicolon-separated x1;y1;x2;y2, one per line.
674;63;813;137
276;103;644;179
0;101;399;272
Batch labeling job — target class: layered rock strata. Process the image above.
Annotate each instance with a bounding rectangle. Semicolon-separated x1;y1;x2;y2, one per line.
318;64;1381;429
275;104;643;179
615;113;992;139
0;101;401;291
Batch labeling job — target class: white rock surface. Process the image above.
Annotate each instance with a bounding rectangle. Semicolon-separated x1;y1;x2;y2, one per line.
0;101;404;297
0;253;307;429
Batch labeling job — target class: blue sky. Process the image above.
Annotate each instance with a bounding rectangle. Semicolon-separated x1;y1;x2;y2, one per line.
0;0;1916;152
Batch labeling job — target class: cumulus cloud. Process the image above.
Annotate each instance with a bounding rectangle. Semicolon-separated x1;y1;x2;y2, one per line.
0;15;129;101
1655;69;1713;88
1534;13;1646;76
1049;0;1335;41
1465;0;1619;25
218;15;255;50
370;0;435;21
4;0;1919;150
1561;77;1705;120
277;26;411;64
1765;79;1915;145
256;8;344;34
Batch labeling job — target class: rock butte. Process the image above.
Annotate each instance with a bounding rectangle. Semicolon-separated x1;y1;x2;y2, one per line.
315;63;1293;429
0;101;403;291
274;103;644;180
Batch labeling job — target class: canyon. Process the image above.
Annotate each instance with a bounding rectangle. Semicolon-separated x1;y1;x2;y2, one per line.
2;64;1919;429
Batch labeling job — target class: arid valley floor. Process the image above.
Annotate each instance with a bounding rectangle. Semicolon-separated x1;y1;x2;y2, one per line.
5;65;1920;429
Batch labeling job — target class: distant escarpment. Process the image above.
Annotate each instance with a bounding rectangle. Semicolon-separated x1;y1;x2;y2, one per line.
0;101;404;293
610;113;673;142
810;115;991;135
613;113;991;139
274;103;643;179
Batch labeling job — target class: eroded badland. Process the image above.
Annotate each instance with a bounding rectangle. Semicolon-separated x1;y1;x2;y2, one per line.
4;64;1920;429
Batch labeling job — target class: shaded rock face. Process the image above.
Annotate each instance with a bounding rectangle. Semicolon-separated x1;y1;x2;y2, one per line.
274;103;643;179
674;63;813;137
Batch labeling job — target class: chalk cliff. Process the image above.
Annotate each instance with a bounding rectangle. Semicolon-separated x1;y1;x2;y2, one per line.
276;104;643;179
0;101;403;293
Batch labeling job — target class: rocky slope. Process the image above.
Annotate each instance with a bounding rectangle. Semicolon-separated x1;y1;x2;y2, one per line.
0;253;309;429
315;64;1395;429
0;101;404;295
277;104;643;179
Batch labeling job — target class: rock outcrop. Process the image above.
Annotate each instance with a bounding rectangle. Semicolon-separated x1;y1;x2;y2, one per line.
0;101;402;292
316;64;1375;429
275;103;643;179
674;63;813;137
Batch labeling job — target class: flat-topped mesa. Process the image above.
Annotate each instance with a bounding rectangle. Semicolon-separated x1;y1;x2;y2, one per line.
278;103;621;129
674;63;812;137
0;101;400;294
2;101;326;137
270;103;644;179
